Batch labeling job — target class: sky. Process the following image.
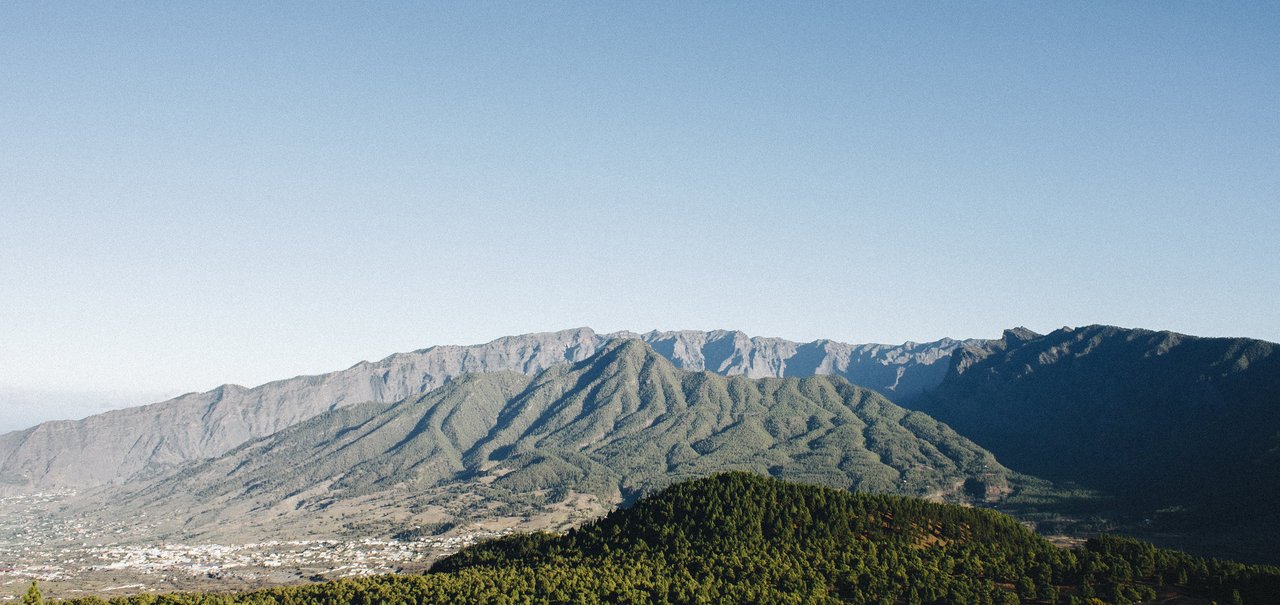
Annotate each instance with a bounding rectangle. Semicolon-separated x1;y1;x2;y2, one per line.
1;3;1278;430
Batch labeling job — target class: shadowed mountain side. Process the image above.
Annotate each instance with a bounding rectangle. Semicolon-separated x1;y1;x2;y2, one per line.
911;325;1280;530
104;340;1017;540
0;329;972;493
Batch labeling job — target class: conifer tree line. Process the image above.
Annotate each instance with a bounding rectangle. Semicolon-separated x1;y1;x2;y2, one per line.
46;474;1280;605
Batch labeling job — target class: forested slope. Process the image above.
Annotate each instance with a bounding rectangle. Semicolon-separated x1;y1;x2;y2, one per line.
52;474;1280;605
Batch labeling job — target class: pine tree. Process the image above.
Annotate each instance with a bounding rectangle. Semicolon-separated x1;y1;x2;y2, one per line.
22;581;41;605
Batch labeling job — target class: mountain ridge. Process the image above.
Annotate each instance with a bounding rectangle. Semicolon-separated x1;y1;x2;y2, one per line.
0;328;974;493
94;338;1018;542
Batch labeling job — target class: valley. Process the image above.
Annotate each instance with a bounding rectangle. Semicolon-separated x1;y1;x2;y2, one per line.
0;488;593;598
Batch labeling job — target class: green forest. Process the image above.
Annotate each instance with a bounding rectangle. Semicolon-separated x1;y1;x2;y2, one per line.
45;474;1280;605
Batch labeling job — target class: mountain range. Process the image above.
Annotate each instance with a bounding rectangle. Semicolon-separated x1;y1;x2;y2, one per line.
0;328;969;493
88;339;1015;542
3;324;1279;564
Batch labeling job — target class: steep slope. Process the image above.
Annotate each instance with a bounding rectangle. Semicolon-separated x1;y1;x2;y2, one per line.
0;329;971;493
111;340;1015;540
911;325;1280;527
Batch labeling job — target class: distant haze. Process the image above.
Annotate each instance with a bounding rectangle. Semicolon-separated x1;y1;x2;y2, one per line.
0;387;180;434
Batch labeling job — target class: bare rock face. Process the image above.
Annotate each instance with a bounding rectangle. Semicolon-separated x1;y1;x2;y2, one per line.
641;330;965;398
0;328;973;492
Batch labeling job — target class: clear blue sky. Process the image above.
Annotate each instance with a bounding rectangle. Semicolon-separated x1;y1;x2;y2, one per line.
2;3;1277;413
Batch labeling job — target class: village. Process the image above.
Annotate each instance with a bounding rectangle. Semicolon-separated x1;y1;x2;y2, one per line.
0;491;511;599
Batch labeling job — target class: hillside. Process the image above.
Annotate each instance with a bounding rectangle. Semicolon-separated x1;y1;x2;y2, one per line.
910;325;1280;556
99;340;1015;542
54;474;1280;605
0;329;971;493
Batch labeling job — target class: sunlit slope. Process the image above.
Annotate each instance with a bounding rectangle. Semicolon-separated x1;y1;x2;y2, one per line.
122;340;1015;536
0;328;968;493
